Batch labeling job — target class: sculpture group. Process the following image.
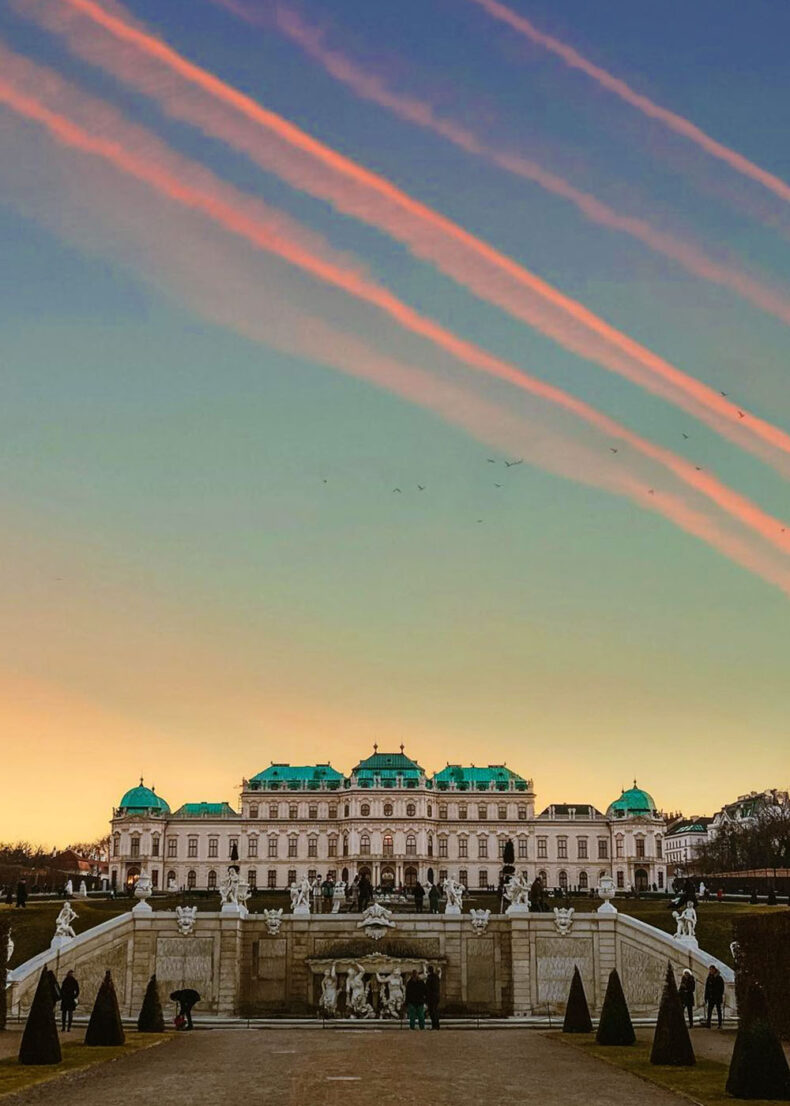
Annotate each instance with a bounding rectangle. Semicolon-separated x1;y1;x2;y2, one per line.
318;960;438;1019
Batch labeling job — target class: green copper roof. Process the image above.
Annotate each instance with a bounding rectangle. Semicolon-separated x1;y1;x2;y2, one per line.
173;802;238;817
433;765;527;791
352;750;424;789
118;782;170;814
250;764;344;789
607;783;656;818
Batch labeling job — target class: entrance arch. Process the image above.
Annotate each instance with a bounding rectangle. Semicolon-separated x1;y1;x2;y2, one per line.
404;865;417;889
125;865;140;889
635;868;649;892
380;865;396;888
359;865;372;880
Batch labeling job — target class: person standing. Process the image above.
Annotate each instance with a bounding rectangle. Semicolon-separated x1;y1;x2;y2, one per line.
428;882;440;914
405;970;427;1030
678;969;695;1028
704;965;724;1028
413;881;425;913
15;880;27;908
425;965;440;1030
170;988;201;1030
60;970;80;1032
321;876;334;914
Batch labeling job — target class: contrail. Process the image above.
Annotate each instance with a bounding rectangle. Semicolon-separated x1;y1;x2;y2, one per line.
466;0;790;208
1;51;788;580
33;0;790;479
274;6;790;330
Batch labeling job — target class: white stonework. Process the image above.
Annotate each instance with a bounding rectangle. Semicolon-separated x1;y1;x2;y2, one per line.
109;753;668;899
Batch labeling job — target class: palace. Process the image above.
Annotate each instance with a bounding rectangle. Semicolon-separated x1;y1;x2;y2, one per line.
110;747;667;895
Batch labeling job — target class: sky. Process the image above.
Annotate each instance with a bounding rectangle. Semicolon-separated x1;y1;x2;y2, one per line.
1;0;788;843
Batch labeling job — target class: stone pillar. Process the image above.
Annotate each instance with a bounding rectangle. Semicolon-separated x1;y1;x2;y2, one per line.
216;913;243;1016
595;913;617;1014
509;915;532;1016
129;912;157;1018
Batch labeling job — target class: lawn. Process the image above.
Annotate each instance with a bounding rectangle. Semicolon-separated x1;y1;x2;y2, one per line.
0;1032;168;1099
556;1035;784;1106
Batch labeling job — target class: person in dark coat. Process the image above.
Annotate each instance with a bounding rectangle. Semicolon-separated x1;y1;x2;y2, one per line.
413;881;425;913
704;965;724;1027
60;970;80;1031
428;883;440;914
357;874;373;913
405;970;427;1030
425;965;440;1030
170;988;201;1030
678;969;695;1027
15;880;27;908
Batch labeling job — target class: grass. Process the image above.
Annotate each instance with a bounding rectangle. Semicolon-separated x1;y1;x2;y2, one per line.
4;894;785;970
0;1032;168;1099
555;1035;784;1106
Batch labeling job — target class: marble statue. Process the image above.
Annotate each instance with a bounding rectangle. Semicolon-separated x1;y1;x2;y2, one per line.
469;908;491;934
290;876;312;915
331;880;346;914
698;881;706;898
219;866;241;907
262;908;284;935
64;879;73;898
672;902;697;941
553;907;574;935
175;905;198;936
346;964;375;1018
357;902;396;940
237;878;251;916
503;873;531;914
6;928;14;965
167;875;178;892
53;902;78;944
77;880;88;898
133;871;154;914
376;966;405;1018
597;874;618;914
320;965;339;1017
443;875;464;915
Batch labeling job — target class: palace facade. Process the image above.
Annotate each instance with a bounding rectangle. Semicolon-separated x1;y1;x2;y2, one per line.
110;748;667;895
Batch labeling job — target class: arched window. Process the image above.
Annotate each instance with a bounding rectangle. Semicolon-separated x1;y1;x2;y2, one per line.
427;835;434;857
167;870;176;888
207;870;217;890
249;804;259;819
187;870;197;890
112;834;120;857
558;870;568;890
151;834;160;857
406;803;416;817
360;803;371;817
360;834;370;854
478;870;489;888
343;835;349;857
459;869;468;886
383;803;393;817
406;834;416;856
538;869;548;886
404;865;417;889
383;833;394;857
344;804;350;817
427;804;432;818
578;870;588;890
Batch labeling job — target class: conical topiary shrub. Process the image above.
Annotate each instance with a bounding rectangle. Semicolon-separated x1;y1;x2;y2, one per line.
596;968;635;1045
650;962;695;1066
137;974;165;1033
85;970;125;1046
726;982;790;1100
563;965;593;1033
18;968;62;1065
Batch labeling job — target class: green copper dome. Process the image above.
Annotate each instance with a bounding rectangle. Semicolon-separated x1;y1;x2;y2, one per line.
352;747;424;788
118;780;170;814
607;782;656;819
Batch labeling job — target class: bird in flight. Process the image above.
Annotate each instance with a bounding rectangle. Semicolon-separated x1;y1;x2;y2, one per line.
486;458;497;464
610;448;618;454
417;485;425;491
648;489;655;495
393;488;402;494
504;459;523;467
494;483;503;488
720;391;728;397
476;519;484;523
737;410;745;418
682;433;689;440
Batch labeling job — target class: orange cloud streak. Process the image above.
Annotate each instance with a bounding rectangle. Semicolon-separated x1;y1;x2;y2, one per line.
1;53;789;589
274;7;790;330
466;0;790;208
37;0;790;479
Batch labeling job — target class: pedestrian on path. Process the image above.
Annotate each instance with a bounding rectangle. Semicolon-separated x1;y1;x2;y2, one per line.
678;969;695;1027
170;988;201;1030
405;970;426;1030
15;880;27;908
413;881;425;913
60;970;80;1031
428;883;440;914
704;965;724;1028
425;965;440;1030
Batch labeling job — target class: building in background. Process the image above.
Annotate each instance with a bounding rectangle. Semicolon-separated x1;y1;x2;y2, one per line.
109;750;667;895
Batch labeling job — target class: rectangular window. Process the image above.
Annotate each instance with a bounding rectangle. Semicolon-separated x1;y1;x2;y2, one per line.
439;806;447;820
557;838;568;859
636;838;645;858
309;805;318;820
598;839;609;859
478;870;488;888
288;838;298;858
656;838;663;859
498;839;506;858
459;869;468;886
229;838;239;858
268;837;278;858
269;804;278;820
308;838;318;858
267;870;277;889
616;870;624;888
439;869;448;883
112;836;119;857
537;837;547;858
439;838;448;858
248;869;257;889
248;837;258;858
518;838;528;859
616;837;624;858
187;838;198;859
518;806;527;821
167;839;177;858
151;869;159;887
308;869;317;882
328;837;338;857
458;805;468;820
478;805;487;820
328;806;337;820
458;838;468;858
130;837;140;858
208;839;218;858
577;838;588;859
151;836;160;857
658;870;664;888
478;838;488;858
289;805;298;820
498;805;507;820
288;869;296;885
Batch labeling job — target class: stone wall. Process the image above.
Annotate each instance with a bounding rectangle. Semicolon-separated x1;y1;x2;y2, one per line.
8;909;734;1020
